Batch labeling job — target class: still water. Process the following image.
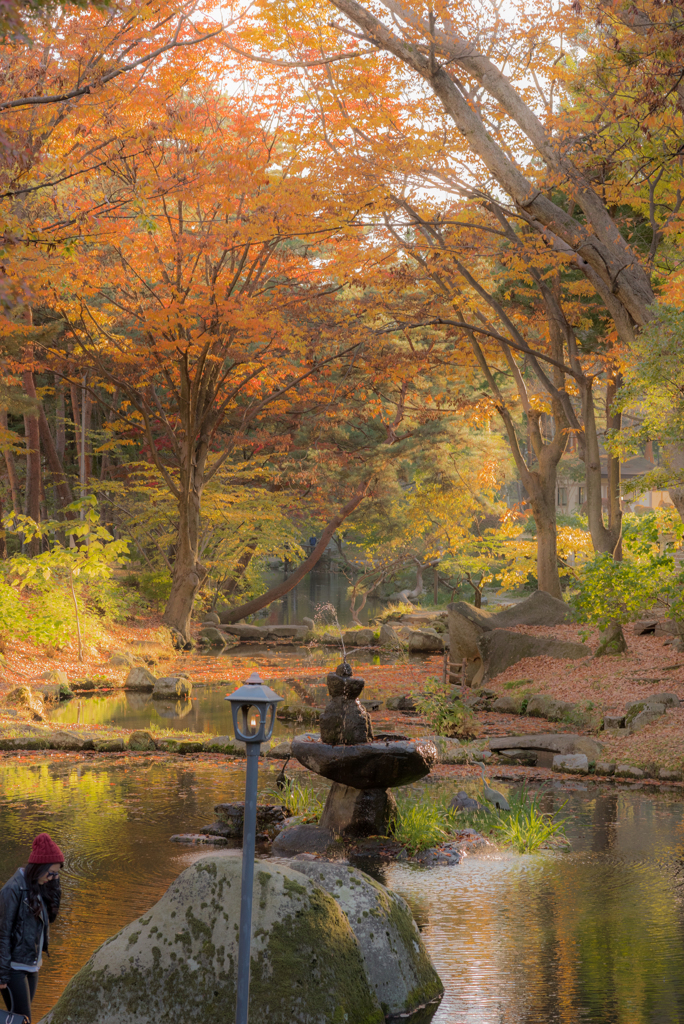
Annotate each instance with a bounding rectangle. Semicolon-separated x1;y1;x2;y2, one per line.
254;568;385;626
1;755;683;1024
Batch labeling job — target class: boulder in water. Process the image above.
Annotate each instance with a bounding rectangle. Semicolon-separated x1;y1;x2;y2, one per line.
152;676;192;700
40;854;385;1024
124;667;157;692
286;860;443;1019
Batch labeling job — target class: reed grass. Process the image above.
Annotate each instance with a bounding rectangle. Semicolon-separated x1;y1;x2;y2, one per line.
270;778;325;822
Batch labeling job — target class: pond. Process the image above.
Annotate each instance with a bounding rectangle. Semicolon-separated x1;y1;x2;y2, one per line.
1;755;684;1024
44;646;424;734
252;567;386;627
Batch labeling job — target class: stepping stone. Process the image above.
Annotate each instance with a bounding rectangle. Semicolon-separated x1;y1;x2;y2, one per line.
552;753;589;774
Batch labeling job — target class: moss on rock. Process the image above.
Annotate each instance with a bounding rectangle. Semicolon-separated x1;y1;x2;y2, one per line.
286;860;443;1017
42;854;383;1024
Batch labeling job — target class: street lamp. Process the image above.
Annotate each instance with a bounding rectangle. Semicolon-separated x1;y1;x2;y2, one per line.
225;671;283;1024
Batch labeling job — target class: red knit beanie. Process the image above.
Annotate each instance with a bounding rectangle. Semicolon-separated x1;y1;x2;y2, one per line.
28;833;64;865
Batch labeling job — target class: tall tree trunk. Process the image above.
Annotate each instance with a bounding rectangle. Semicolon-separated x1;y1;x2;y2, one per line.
162;496;205;640
0;409;20;513
580;382;622;555
0;496;6;558
55;377;66;461
663;443;684;525
22;371;41;554
70;381;82;472
23;372;74;514
83;387;92;479
533;478;562;599
605;377;623;559
220;485;372;623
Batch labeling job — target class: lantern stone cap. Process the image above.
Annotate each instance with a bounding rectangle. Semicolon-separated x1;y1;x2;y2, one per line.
225;672;284;705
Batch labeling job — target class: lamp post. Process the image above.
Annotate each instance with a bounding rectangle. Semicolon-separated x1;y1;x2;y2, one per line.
226;671;283;1024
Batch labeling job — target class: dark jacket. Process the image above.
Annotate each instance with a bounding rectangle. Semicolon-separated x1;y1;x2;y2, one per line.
0;869;61;982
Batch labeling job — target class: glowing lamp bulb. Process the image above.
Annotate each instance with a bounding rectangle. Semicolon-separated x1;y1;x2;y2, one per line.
249;712;258;731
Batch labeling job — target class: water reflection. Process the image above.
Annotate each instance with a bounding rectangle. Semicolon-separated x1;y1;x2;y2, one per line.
386;786;684;1024
256;568;384;626
47;687;300;737
2;758;684;1024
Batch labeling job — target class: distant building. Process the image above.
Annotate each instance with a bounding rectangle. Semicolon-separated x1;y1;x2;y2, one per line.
556;456;673;515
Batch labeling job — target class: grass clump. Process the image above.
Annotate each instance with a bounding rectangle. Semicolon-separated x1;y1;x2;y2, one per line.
389;790;462;854
414;678;477;738
391;800;456;854
392;786;569;857
491;794;568;853
270;778;325;823
502;678;533;690
372;601;416;624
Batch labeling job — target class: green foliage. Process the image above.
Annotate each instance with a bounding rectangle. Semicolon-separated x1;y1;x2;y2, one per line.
615;304;684;461
135;571;174;609
622;509;684;557
570;552;671;631
455;790;568;853
0;498;131;653
413;678;477;738
270;778;324;823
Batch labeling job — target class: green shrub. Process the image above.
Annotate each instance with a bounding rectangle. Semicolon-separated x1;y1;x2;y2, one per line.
137;571;173;608
570;552;671;632
414;678;477;738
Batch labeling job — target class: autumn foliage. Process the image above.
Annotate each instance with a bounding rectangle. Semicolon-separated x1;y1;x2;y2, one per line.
1;0;684;634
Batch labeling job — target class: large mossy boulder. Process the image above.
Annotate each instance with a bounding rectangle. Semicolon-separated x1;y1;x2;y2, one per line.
286;860;443;1019
40;855;385;1024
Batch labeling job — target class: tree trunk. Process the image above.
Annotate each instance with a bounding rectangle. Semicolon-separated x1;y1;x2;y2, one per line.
83;386;92;479
0;496;6;558
55;378;66;461
70;381;82;473
663;443;684;526
535;502;562;598
162;498;206;640
22;372;41;553
0;409;20;513
22;373;74;515
605;377;623;559
580;382;621;555
220;485;371;623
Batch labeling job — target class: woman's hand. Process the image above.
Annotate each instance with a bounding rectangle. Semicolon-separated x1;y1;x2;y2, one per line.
0;983;7;988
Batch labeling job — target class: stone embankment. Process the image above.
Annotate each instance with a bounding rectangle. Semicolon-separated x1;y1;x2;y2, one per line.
197;609;451;652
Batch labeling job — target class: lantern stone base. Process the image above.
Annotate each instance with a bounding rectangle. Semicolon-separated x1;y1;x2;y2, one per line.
319;782;397;837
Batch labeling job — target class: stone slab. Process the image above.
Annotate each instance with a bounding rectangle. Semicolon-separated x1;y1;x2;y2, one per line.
488;733;602;760
319;783;396;837
292;737;437;789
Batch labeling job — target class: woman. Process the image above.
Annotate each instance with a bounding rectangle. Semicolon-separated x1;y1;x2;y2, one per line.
0;833;64;1023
